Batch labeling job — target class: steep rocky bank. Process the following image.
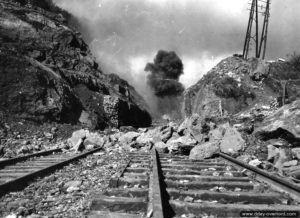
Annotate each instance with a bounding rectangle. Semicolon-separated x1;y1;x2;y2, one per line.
0;0;151;130
183;56;300;120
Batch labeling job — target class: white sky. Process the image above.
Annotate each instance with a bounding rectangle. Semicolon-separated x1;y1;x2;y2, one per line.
55;0;300;91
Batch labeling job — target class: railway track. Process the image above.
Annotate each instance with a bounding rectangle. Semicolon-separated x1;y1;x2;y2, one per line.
0;147;103;196
89;149;300;218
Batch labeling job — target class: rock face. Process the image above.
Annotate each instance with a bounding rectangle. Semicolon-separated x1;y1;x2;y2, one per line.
183;56;300;120
254;100;300;145
0;1;151;129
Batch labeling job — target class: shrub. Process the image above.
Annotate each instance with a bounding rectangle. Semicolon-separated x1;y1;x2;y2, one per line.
212;76;255;99
288;52;300;72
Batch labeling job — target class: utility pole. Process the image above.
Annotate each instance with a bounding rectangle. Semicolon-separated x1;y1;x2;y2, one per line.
242;0;271;60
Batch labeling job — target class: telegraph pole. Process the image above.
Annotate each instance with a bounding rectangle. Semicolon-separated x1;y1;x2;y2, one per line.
242;0;271;60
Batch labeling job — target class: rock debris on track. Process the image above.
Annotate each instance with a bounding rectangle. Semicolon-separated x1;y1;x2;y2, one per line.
0;146;129;218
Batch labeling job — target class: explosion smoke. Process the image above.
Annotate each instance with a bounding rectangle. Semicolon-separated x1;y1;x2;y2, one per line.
145;50;185;97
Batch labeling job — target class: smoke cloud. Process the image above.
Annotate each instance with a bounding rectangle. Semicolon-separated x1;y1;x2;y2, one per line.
53;0;300;116
145;50;184;97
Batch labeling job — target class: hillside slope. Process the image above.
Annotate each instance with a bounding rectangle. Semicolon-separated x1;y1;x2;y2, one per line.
183;56;300;119
0;0;151;129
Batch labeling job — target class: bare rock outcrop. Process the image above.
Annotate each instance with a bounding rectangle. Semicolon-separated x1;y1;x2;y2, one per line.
254;100;300;146
0;1;151;129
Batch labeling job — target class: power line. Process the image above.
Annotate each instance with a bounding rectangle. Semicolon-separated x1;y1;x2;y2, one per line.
242;0;271;60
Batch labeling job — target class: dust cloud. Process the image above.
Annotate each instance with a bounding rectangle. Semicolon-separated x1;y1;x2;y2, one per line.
53;0;300;116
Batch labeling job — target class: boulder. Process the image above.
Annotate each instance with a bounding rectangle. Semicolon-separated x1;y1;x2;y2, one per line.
236;154;252;163
67;129;89;148
119;126;137;133
292;148;300;160
138;128;148;133
119;131;140;146
85;144;95;150
168;122;179;132
159;126;173;143
283;160;298;167
84;132;105;147
208;126;226;143
249;159;262;167
74;138;84;152
249;58;269;81
189;142;220;160
219;124;245;155
167;136;197;147
109;132;122;142
177;118;188;136
136;133;154;147
267;145;279;161
166;135;197;155
254;100;300;146
177;114;205;142
265;139;290;148
274;149;288;173
154;142;168;153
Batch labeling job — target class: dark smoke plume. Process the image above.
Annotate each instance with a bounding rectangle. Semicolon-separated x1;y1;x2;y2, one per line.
145;50;185;97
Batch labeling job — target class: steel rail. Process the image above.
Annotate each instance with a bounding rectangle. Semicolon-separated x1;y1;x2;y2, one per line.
152;149;164;218
0;147;103;196
218;152;300;201
0;148;62;168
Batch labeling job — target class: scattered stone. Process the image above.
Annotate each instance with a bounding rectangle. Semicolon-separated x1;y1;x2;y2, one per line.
236;154;251;163
93;152;105;156
17;146;29;154
64;180;82;189
138;128;148;133
266;139;290;148
66;186;80;193
291;148;300;160
21;140;30;145
84;133;105;147
86;144;95;150
234;187;242;192
118;131;140;146
254;100;300;146
183;196;194;202
154;142;168;153
274;149;288;172
249;159;262;167
44;132;54;139
189;142;219;160
283;160;298;167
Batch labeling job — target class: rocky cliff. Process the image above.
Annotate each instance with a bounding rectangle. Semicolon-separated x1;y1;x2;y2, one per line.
0;0;151;129
183;56;300;120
